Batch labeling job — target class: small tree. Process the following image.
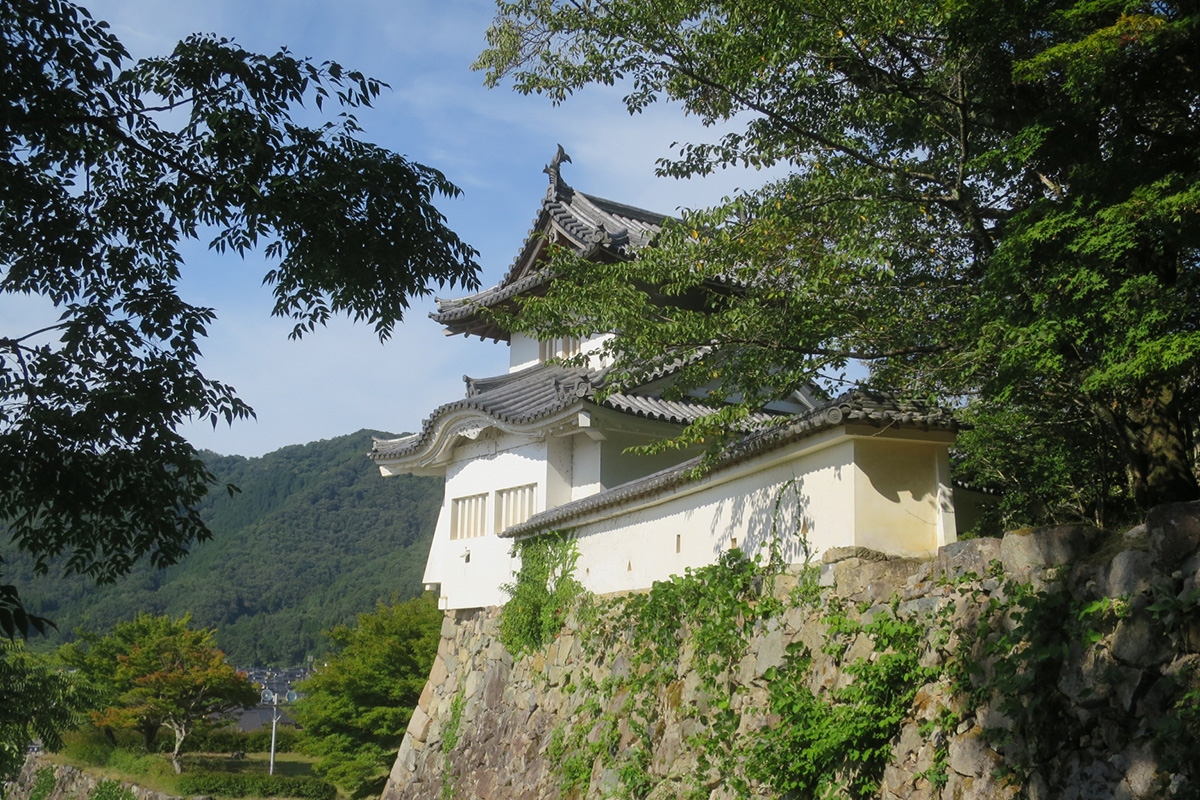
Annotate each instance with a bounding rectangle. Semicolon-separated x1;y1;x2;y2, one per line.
61;615;170;749
63;614;256;773
0;639;92;781
293;594;441;799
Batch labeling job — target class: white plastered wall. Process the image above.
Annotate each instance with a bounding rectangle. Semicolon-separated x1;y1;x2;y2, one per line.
557;428;956;597
852;435;957;555
509;331;614;373
600;429;699;489
509;332;540;372
422;431;547;609
580;332;614;370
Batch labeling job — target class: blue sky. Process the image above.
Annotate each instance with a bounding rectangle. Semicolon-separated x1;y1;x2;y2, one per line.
25;1;771;457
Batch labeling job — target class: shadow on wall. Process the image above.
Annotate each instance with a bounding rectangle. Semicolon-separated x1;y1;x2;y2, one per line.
860;439;937;505
712;476;817;566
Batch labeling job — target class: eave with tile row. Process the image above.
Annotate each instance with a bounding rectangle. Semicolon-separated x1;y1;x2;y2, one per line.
369;361;775;476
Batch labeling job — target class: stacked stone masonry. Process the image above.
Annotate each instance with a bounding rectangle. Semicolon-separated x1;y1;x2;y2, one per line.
383;502;1200;800
7;759;181;800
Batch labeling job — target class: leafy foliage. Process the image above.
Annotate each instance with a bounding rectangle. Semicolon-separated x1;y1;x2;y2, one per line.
59;614;180;751
498;531;585;657
292;593;441;799
0;0;478;638
952;400;1134;530
6;430;442;665
933;565;1199;789
751;605;938;798
440;689;465;800
476;0;1200;518
541;549;784;798
185;725;300;755
60;614;258;773
0;640;91;781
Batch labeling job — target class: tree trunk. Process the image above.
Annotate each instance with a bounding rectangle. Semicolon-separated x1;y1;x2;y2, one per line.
170;723;188;774
139;723;158;753
1095;385;1200;510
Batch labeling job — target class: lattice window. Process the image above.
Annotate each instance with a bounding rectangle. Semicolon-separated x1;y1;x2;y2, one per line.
450;493;488;540
539;336;580;362
494;483;537;534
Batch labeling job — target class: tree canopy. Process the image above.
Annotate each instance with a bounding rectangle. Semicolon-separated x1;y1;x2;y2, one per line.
0;0;479;638
476;0;1200;524
60;614;258;773
292;593;441;799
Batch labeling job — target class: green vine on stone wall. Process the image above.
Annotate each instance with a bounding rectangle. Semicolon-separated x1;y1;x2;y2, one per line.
1147;575;1200;780
940;566;1154;791
502;532;1198;799
499;531;586;658
750;603;940;799
542;548;788;798
28;767;56;800
541;544;953;799
440;689;466;800
86;781;134;800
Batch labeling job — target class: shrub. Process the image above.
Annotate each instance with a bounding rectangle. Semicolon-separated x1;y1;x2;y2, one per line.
243;727;300;754
105;749;174;783
176;773;336;800
60;730;115;768
185;727;239;754
184;725;300;754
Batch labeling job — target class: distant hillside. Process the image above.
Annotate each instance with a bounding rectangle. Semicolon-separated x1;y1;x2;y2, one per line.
8;430;442;665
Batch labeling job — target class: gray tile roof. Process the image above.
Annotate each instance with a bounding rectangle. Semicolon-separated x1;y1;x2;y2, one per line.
430;158;670;339
369;364;596;460
500;390;959;538
603;391;777;426
368;363;740;462
427;271;549;330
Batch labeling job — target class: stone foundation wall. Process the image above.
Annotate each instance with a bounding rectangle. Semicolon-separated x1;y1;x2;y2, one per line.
5;757;182;800
382;502;1200;800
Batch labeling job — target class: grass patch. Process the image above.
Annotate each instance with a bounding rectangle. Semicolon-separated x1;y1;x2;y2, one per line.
51;746;328;798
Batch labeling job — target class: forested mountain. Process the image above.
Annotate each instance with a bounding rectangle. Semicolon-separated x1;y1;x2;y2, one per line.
7;430;442;666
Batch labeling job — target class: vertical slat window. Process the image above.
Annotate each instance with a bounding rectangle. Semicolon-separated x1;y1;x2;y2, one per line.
450;493;488;540
495;483;537;533
538;337;580;362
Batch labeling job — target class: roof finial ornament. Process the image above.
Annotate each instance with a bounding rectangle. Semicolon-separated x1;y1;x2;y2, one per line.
544;144;573;200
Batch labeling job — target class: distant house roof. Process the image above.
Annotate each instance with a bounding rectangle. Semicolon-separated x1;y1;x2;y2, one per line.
500;390;960;538
368;362;744;463
430;148;671;341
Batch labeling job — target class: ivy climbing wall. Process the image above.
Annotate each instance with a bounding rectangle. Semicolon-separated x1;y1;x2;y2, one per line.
382;503;1200;800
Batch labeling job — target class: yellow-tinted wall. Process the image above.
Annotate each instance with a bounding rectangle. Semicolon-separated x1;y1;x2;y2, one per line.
852;436;944;556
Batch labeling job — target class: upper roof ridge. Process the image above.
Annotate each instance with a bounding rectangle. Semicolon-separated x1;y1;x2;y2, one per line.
544;144;574;203
430;150;670;340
